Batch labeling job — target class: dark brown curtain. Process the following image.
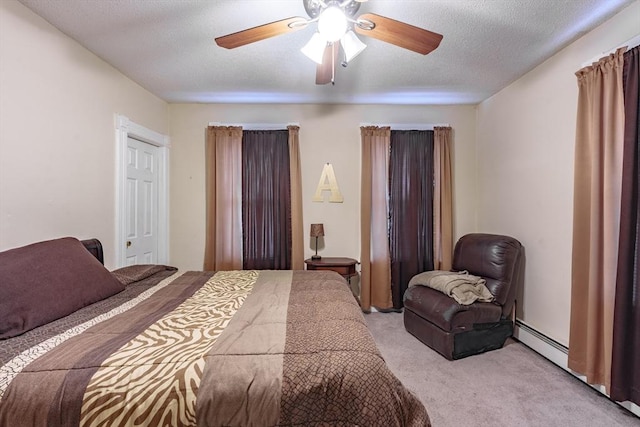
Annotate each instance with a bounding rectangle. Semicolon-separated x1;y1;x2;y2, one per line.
611;45;640;406
389;130;434;309
241;130;292;270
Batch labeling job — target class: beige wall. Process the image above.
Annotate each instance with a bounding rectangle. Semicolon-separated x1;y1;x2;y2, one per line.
0;1;168;268
476;1;640;345
169;103;477;271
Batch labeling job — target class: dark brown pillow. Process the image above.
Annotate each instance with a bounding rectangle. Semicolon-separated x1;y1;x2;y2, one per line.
111;264;177;286
0;237;125;339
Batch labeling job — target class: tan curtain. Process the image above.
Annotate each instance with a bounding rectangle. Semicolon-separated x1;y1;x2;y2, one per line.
360;126;392;311
433;126;453;271
204;126;243;271
568;48;625;391
288;125;304;270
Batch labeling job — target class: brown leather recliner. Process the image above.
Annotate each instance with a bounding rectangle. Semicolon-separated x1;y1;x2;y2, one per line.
403;233;524;360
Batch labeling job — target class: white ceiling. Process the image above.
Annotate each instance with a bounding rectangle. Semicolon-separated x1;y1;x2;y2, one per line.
17;0;636;105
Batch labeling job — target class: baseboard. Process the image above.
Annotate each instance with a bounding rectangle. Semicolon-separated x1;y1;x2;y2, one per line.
514;320;639;418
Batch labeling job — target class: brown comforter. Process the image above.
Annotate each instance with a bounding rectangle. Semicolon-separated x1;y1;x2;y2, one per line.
0;268;429;426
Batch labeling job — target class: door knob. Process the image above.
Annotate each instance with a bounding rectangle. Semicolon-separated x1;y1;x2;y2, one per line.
126;241;132;248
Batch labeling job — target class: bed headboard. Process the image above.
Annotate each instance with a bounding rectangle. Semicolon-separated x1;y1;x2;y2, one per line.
80;238;104;265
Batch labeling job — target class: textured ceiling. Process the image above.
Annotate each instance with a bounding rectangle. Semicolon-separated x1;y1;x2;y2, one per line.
17;0;636;105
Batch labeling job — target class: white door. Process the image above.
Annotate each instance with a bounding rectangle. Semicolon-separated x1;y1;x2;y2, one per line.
125;137;159;265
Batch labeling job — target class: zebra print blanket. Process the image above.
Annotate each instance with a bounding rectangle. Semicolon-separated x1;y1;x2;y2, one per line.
0;268;429;426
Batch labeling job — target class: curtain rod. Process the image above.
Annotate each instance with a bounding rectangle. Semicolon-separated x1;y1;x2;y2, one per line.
360;123;451;130
581;33;640;68
208;122;298;130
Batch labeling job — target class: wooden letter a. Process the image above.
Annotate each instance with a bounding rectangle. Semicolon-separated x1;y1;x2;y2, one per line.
312;163;344;203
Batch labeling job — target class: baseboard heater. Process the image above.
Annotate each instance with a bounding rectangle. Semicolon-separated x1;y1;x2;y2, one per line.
515;320;568;353
513;319;639;418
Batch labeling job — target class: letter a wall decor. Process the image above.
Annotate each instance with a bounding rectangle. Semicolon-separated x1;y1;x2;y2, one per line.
312;163;344;203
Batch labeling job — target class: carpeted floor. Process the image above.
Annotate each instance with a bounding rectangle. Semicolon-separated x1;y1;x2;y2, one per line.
364;311;640;427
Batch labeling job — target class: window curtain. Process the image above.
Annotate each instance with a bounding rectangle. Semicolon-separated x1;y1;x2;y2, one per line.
360;126;392;312
204;126;302;271
568;48;626;391
433;126;454;270
288;126;305;270
242;130;291;270
389;130;434;309
204;126;243;270
610;45;640;406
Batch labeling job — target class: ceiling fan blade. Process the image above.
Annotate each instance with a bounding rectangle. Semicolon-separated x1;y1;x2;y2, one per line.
215;17;307;49
354;13;443;55
316;44;339;85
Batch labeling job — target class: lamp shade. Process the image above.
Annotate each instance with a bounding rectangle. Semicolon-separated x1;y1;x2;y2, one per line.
340;30;366;62
301;32;327;65
317;6;347;42
310;223;325;237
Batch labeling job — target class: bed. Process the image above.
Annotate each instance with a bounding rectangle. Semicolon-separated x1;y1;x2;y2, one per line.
0;237;429;426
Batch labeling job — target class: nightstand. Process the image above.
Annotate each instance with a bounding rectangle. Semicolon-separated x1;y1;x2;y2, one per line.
304;257;359;284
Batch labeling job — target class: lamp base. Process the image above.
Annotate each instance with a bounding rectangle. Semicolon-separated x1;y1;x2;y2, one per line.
311;255;322;260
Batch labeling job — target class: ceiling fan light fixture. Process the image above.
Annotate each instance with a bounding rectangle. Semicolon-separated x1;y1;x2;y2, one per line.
215;0;444;85
301;32;327;64
341;30;366;62
317;6;348;42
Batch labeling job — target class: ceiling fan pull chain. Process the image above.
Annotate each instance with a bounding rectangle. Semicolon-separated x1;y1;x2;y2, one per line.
332;43;336;85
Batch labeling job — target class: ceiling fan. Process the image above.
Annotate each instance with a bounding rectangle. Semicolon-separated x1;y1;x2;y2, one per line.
214;0;443;85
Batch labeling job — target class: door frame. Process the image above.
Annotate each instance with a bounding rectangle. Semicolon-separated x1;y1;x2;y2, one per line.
115;114;170;267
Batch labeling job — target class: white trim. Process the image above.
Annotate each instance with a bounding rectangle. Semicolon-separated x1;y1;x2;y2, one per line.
513;321;568;367
207;122;299;130
115;114;170;267
514;321;640;418
359;123;450;130
581;33;640;67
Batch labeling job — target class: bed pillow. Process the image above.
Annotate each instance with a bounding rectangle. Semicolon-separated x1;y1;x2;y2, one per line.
0;237;125;339
111;264;177;286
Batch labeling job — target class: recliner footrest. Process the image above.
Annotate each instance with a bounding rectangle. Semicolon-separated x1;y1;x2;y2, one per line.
452;319;513;359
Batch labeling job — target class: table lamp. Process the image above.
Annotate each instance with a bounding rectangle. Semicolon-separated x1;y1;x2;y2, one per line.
310;223;324;260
